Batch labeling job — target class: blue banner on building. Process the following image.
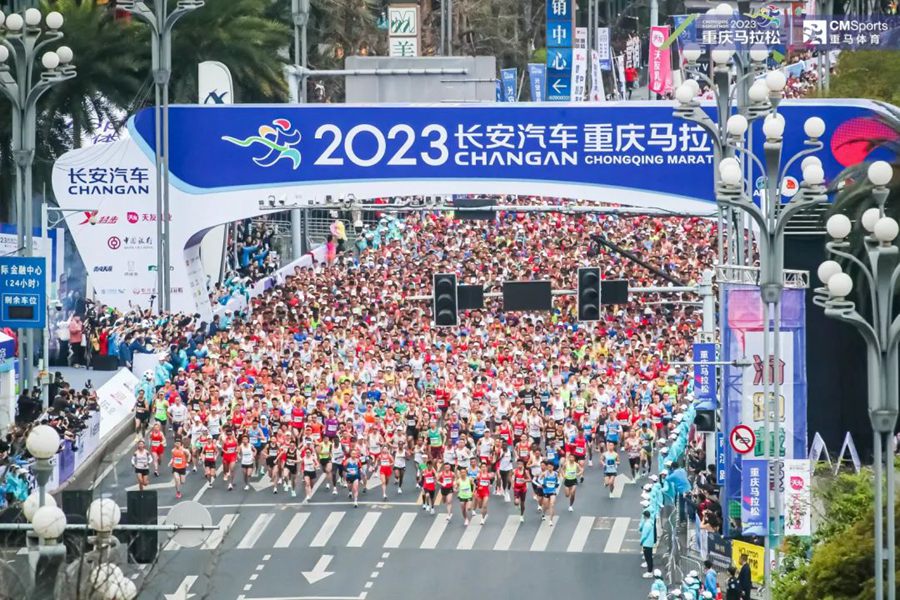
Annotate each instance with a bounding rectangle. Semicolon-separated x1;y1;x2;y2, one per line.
527;63;546;101
495;80;502;102
0;257;46;330
741;458;768;536
500;68;518;102
693;342;717;409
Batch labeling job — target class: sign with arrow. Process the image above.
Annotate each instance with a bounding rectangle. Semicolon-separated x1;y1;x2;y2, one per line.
730;425;756;455
302;555;334;584
547;76;571;101
164;575;198;600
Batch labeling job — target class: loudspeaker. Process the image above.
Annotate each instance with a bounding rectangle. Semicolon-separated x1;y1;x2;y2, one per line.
126;491;158;564
61;490;92;559
91;355;118;371
694;409;716;433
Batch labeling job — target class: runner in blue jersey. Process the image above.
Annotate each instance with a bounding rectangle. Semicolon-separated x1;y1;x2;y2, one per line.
344;450;362;508
602;442;620;496
605;419;622;449
540;461;559;525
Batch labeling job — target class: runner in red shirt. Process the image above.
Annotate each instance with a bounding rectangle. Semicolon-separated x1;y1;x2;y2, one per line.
438;463;455;521
202;436;218;488
474;462;494;525
512;459;531;521
148;422;166;477
221;430;239;491
420;460;437;514
377;448;393;500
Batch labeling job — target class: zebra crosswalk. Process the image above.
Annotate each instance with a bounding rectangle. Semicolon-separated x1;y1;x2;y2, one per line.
161;508;642;555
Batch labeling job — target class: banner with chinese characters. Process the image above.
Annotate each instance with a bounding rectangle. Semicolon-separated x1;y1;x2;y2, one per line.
721;285;808;536
596;27;612;70
648;26;672;95
527;63;546;101
741;458;769;536
693;342;717;409
572;27;588;101
783;459;812;536
589;50;605;101
546;0;574;101
500;68;518;102
51;101;895;316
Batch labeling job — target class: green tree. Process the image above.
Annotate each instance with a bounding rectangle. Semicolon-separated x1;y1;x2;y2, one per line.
825;50;900;107
167;0;291;103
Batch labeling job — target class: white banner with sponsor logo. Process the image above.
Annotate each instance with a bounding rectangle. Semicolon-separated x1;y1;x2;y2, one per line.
573;27;588;102
782;459;812;536
96;367;140;440
185;243;213;322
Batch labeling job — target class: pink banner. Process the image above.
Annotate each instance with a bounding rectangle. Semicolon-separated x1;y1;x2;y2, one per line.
648;26;672;95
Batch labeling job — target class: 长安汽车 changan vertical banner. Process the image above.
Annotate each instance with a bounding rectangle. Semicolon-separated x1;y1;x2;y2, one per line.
721;285;808;537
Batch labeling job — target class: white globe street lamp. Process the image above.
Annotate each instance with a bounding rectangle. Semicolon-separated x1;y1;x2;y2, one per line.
88;498;123;533
23;8;41;27
827;272;853;298
23;490;57;522
862;207;881;232
817;260;842;285
726;114;748;137
41;51;60;70
874;217;900;244
5;13;24;32
45;11;64;30
804;117;826;140
27;425;60;459
32;505;67;540
762;113;785;140
826;214;852;240
868;161;894;187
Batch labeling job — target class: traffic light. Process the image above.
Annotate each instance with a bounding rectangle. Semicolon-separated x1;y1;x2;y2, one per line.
433;273;458;327
577;267;601;321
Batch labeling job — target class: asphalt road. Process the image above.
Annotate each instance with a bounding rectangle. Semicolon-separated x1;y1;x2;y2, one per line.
83;425;657;600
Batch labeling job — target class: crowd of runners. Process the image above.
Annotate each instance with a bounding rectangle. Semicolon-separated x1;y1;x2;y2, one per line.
126;199;713;534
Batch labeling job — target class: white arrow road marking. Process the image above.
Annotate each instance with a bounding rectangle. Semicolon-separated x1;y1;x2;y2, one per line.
164;575;198;600
251;474;274;492
611;473;633;498
302;555;334;584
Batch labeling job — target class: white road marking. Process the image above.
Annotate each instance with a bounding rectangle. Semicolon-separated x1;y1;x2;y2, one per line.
301;555;334;584
310;512;345;547
567;516;595;553
456;519;482;550
420;515;448;549
274;513;309;549
529;517;558;551
347;512;380;547
383;513;416;548
237;514;274;549
200;513;237;550
611;473;632;498
603;517;630;554
493;515;521;551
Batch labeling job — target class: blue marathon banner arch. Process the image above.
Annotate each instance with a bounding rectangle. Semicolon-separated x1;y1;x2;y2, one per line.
52;100;897;315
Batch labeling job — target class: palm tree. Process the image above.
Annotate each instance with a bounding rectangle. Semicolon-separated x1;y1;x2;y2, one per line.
166;0;291;103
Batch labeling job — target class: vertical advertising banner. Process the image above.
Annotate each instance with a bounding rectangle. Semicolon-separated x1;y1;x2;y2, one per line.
721;285;808;537
572;27;588;102
648;26;672;95
527;63;546;101
589;50;605;101
693;342;717;409
500;68;518;102
596;27;612;70
717;432;726;485
783;459;812;536
495;80;502;102
741;458;769;536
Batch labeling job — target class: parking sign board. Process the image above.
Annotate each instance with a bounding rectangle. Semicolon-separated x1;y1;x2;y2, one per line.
0;256;46;329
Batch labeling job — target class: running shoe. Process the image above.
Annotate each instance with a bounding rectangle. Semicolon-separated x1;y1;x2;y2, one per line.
429;507;435;515
588;459;593;467
354;502;358;508
397;487;402;494
325;483;331;490
568;506;573;512
332;488;338;495
244;485;249;491
642;572;653;579
228;484;233;491
208;482;213;489
175;492;182;499
520;516;525;523
273;487;278;495
504;491;510;502
481;515;487;525
464;519;469;526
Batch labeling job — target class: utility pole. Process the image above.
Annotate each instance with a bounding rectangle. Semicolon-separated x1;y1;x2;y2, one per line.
290;0;310;260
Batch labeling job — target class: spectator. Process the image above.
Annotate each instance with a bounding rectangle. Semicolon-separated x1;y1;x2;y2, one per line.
738;554;752;599
68;314;85;367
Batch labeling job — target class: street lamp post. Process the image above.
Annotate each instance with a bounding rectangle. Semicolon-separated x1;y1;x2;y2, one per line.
675;45;827;597
0;7;76;398
816;160;897;600
119;0;204;314
24;424;65;599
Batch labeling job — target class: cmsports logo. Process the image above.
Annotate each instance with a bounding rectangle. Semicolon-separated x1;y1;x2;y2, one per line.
802;20;827;44
222;118;302;169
